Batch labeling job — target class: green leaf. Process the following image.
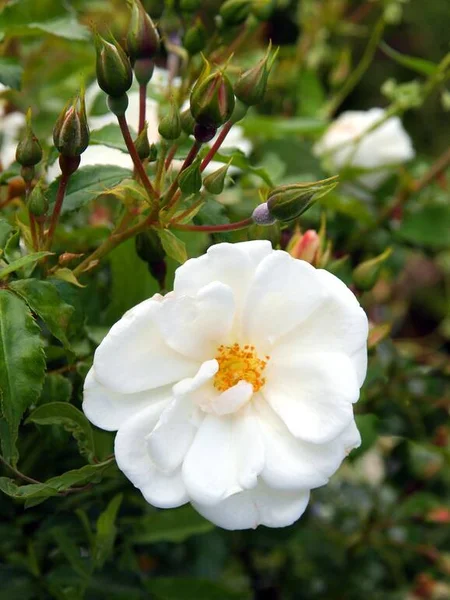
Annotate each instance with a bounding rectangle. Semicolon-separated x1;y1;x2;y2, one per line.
0;218;14;249
90;124;136;153
47;166;132;214
200;148;273;186
0;477;59;502
0;0;90;41
0;252;52;280
26;402;96;462
379;41;438;76
9;279;75;350
129;505;213;544
38;374;72;405
242;115;327;138
146;578;248;600
0;57;23;90
93;493;123;569
297;69;326;117
352;414;379;458
52;268;85;288
51;528;90;578
0;291;45;465
396;204;450;249
157;229;187;264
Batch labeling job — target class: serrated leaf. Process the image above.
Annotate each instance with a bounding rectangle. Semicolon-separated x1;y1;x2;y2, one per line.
157;229;187;264
0;290;45;465
0;477;59;501
9;279;74;350
0;252;52;280
379;42;438;76
52;268;85;288
0;57;23;90
26;402;96;462
129;505;213;544
94;493;123;569
47;166;132;214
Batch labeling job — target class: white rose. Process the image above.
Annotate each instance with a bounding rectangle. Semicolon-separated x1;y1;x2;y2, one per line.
83;241;368;530
314;108;415;190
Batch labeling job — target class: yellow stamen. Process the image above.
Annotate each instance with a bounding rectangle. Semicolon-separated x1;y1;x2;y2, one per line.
213;343;270;392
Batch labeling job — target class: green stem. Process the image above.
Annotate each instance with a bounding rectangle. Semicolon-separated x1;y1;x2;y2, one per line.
117;114;158;201
171;217;253;233
322;18;385;118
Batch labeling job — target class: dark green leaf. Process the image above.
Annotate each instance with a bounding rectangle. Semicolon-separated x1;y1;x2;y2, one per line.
26;402;96;462
0;290;45;465
38;374;72;405
129;505;213;544
93;493;123;568
0;218;14;249
352;414;379;458
146;578;249;600
396;204;450;249
51;528;90;578
47;166;132;214
0;252;52;280
9;279;74;349
157;229;187;264
379;41;438;76
0;57;23;90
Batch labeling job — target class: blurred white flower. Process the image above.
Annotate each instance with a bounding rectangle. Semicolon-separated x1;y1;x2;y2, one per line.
0;84;26;170
314;108;415;190
83;241;368;530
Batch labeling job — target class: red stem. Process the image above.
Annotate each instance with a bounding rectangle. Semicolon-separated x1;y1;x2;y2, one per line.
171;217;253;233
164;144;178;171
117;115;158;201
138;84;147;133
200;121;233;172
165;140;202;209
45;170;70;250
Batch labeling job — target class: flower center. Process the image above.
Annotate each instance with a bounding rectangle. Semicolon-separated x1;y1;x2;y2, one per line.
213;343;270;393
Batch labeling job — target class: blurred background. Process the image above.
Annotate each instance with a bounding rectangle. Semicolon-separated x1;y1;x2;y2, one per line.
0;1;449;599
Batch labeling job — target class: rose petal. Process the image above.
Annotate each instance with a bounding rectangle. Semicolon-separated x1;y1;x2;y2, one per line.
193;480;310;530
263;352;359;443
82;367;171;431
114;402;188;508
94;297;199;394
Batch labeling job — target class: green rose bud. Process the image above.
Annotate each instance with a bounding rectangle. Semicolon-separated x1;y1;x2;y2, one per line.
149;143;158;162
220;0;252;26
230;98;248;123
127;0;160;62
27;180;49;217
95;33;133;98
266;176;338;222
134;58;155;85
53;91;90;158
134;123;151;159
203;160;231;194
251;0;276;21
15;109;43;167
180;108;196;135
190;69;235;129
353;248;392;291
183;18;207;55
158;98;182;140
179;156;202;194
234;42;278;106
107;94;129;117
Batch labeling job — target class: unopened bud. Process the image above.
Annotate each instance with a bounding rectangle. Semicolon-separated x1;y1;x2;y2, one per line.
21;166;34;184
149;143;158;162
127;0;160;63
251;0;276;20
220;0;252;25
53;92;90;157
267;176;338;222
193;122;217;143
180;108;196;135
203;161;231;194
107;94;129;117
353;248;392;291
252;202;276;225
134;58;155;85
183;19;207;55
134;123;150;159
16;109;42;167
234;42;278;106
179;156;202;194
95;34;133;98
230;98;248;123
158;98;182;140
288;229;320;264
190;69;235;129
27;181;49;217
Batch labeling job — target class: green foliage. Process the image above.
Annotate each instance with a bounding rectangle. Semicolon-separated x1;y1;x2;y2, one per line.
128;505;213;544
157;229;188;264
0;57;23;90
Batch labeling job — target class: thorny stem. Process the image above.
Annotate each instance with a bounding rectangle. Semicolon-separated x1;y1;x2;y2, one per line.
138;83;147;133
171;217;253;233
201;121;233;172
117;115;158;201
45;169;71;250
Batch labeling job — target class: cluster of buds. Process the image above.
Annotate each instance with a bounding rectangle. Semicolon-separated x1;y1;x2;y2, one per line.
252;176;339;226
